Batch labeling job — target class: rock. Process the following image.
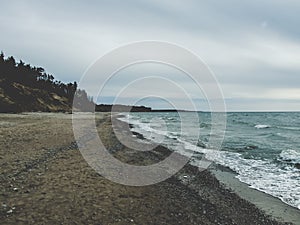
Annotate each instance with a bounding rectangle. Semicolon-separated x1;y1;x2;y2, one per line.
7;209;13;214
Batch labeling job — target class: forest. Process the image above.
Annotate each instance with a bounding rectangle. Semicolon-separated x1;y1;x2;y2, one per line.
0;52;94;112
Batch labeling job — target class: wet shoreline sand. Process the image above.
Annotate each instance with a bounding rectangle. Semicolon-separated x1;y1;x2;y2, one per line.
0;112;298;224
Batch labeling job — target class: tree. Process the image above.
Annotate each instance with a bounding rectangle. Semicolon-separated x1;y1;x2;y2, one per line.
0;51;95;112
0;51;4;64
6;56;16;68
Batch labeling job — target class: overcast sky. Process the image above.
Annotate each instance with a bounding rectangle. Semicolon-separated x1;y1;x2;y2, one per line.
1;0;300;111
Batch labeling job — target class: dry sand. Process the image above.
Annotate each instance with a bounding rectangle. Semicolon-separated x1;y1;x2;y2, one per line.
0;112;294;224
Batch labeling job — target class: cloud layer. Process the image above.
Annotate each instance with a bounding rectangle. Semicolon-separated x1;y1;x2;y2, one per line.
1;0;299;111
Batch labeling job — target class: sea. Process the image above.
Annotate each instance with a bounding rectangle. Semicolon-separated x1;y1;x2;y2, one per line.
118;111;300;210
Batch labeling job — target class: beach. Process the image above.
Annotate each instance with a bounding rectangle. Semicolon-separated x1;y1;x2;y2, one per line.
0;112;298;225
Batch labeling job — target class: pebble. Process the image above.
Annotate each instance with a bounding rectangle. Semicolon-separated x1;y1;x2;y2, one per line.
7;209;13;214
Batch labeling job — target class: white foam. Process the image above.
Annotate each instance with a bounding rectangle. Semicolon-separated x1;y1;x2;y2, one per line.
189;144;300;210
255;124;271;129
280;149;300;164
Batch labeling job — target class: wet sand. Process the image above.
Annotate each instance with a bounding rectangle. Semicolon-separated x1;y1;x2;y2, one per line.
0;112;296;224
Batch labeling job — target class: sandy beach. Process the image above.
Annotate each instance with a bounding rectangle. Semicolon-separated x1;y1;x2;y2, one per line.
0;112;298;225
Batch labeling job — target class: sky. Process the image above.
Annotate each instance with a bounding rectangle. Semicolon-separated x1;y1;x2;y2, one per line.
1;0;300;111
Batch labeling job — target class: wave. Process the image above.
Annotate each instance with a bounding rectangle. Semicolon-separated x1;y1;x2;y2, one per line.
232;119;252;126
200;122;211;128
255;124;271;129
184;144;300;210
255;124;300;131
276;126;300;131
279;149;300;164
167;117;178;121
196;140;207;148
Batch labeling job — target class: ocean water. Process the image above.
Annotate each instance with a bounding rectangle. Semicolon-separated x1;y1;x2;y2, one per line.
118;112;300;210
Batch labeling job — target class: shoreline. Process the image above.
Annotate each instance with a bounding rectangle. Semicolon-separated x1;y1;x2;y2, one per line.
113;114;299;224
0;112;298;224
211;166;300;224
117;114;300;224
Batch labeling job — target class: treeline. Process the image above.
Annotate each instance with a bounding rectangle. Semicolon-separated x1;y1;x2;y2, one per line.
0;52;94;112
96;104;152;112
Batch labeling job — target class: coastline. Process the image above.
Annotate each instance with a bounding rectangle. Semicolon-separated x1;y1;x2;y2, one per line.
211;167;300;225
119;114;300;225
0;112;298;224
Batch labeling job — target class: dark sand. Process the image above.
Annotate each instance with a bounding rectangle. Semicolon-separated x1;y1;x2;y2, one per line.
0;113;296;224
